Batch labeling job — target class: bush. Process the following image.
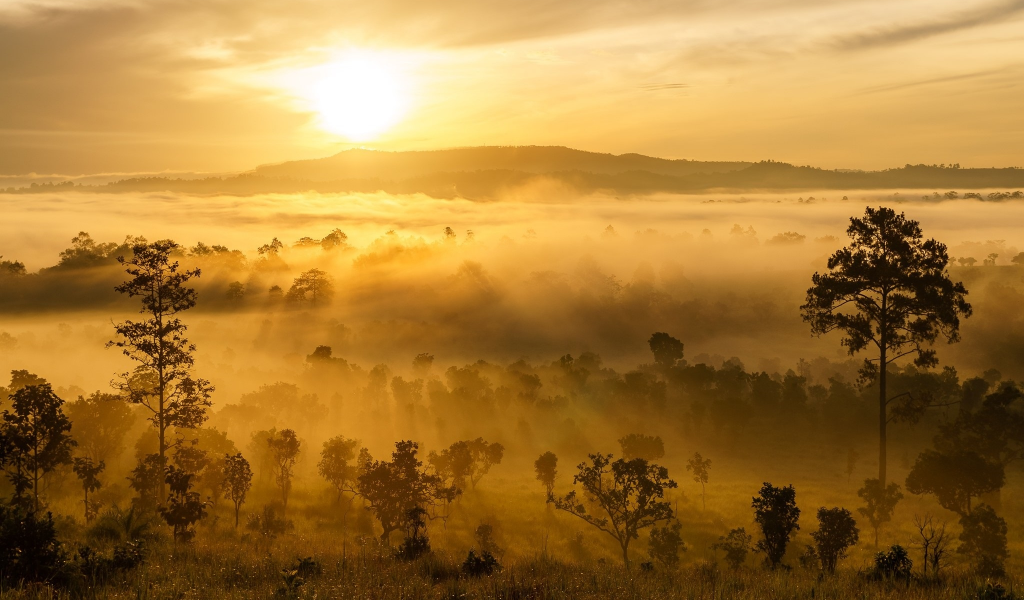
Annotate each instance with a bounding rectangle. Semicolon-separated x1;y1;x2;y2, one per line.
648;520;685;569
0;503;68;587
714;528;752;570
870;545;913;580
462;549;500;577
247;504;292;538
76;541;146;584
811;507;859;573
752;483;800;568
959;505;1008;578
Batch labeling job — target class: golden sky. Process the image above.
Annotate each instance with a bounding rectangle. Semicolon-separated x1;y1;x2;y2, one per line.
2;0;1023;174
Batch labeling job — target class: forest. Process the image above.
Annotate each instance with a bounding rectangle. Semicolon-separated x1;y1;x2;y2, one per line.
0;200;1023;600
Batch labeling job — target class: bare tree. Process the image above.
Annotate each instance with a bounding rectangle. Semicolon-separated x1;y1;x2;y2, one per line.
913;514;949;578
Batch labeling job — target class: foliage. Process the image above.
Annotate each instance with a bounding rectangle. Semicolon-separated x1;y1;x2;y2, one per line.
801;206;972;485
358;441;459;544
686;452;711;510
870;545;913;580
318;435;360;502
714;528;753;570
618;433;665;461
246;504;292;538
648;332;684;370
64;391;136;465
534;451;558;496
128;454;164;510
158;466;208;543
958;505;1008;578
267;428;301;509
72;456;105;523
286;268;335;307
428;437;504;490
0;503;67;587
462;549;501;577
395;507;431;561
811;507;859;573
222;453;253;528
108;240;213;504
87;505;156;546
1;383;76;511
752;483;800;569
905;449;1004;516
648;520;685;569
857;478;903;546
551;453;677;569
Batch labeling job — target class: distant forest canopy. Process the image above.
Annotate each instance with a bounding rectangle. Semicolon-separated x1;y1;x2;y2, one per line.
4;146;1024;198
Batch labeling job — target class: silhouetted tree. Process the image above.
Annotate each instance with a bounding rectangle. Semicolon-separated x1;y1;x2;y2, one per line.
318;435;360;503
913;514;949;578
958;505;1007;577
1;384;75;511
811;507;859;573
428;438;504;490
714;528;753;570
357;441;458;544
109;240;213;503
648;332;684;370
267;429;301;510
752;483;800;569
287;268;334;307
551;453;677;569
618;433;665;461
159;466;207;543
686;452;711;510
65;391;135;466
801;207;971;486
648;520;685;569
534;451;557;496
905;449;1004;516
72;456;104;523
222;453;252;529
857;478;903;547
934;383;1024;468
128;454;164;510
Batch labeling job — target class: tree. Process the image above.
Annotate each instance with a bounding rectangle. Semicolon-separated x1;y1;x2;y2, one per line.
318;435;361;503
801;207;971;486
957;505;1007;577
845;448;859;482
905;449;1004;517
857;478;903;547
357;441;459;544
714;528;753;570
934;383;1024;468
913;514;949;578
752;483;800;569
1;384;75;511
648;520;685;569
159;466;207;543
128;454;164;510
551;453;677;569
618;433;665;461
811;507;859;573
72;457;104;523
428;438;504;490
534;451;557;496
267;429;301;510
648;332;684;370
65;391;135;466
287;268;334;307
108;241;214;504
686;452;711;510
222;453;252;529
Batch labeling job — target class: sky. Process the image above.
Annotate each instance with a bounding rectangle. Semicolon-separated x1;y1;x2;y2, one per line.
1;0;1023;175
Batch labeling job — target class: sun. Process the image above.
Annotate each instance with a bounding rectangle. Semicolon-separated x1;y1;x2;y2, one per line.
307;53;410;141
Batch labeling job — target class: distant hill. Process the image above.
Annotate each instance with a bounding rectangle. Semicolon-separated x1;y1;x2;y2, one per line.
249;146;751;181
4;146;1024;198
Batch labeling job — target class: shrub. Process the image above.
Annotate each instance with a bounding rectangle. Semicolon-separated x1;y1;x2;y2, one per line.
870;544;913;580
714;528;752;570
648;520;685;569
462;549;500;577
811;507;859;573
752;483;800;568
0;503;68;587
959;505;1008;578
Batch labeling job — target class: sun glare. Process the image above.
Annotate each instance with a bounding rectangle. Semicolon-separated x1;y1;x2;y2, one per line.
307;53;410;141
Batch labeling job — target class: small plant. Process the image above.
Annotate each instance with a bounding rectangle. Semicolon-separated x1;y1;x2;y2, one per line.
811;507;859;573
870;544;913;580
462;549;500;577
978;582;1019;600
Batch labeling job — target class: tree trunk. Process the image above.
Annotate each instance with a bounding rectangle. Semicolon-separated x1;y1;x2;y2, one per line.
879;343;887;487
621;540;631;570
235;504;240;528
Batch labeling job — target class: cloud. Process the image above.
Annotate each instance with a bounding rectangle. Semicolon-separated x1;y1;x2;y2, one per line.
831;0;1024;51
